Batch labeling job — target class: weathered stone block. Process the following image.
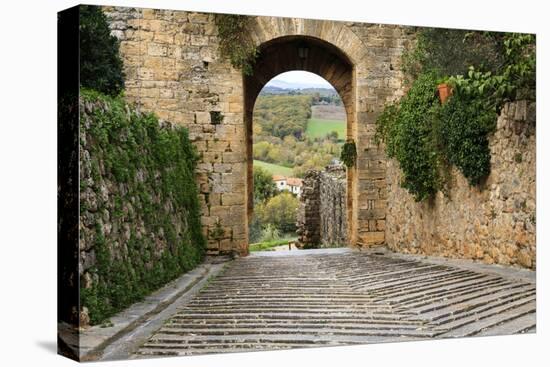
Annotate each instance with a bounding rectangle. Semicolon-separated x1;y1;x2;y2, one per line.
213;163;232;173
221;193;243;206
359;231;385;244
147;42;168;56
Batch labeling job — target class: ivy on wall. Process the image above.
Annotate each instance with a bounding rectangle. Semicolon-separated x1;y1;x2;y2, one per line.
340;140;357;168
375;73;442;201
437;91;496;186
214;14;258;75
376;30;535;201
79;89;206;324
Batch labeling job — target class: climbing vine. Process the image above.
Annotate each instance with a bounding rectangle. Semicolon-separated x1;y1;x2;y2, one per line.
375;72;443;201
376;31;535;201
79;89;206;324
437;85;497;186
340;140;357;168
214;14;258;75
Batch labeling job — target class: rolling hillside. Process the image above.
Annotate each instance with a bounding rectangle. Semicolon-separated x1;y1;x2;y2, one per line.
305;118;346;140
253;160;294;176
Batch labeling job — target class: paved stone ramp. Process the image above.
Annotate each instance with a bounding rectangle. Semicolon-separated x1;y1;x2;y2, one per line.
135;249;536;357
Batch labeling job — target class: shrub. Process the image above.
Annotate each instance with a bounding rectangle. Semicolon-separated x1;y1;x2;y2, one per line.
79;5;125;96
376;72;442;201
261;224;280;242
340;140;357;168
377;31;535;200
255;192;299;233
402;28;506;81
248;215;263;243
437;91;496;185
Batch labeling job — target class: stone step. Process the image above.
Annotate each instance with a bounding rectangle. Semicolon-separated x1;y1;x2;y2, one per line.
367;271;489;297
433;294;536;334
187;296;378;303
442;303;536;338
410;285;535;319
378;277;506;305
180;303;400;311
198;287;358;293
170;313;417;322
132;249;536;358
385;279;510;309
350;265;451;288
361;269;477;290
164;321;425;329
152;325;438;338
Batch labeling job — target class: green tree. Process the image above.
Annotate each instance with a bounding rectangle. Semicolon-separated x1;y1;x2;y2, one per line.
79;5;125;96
253;95;313;139
326;130;339;142
256;192;299;233
253;141;271;161
253;166;277;203
403;28;506;81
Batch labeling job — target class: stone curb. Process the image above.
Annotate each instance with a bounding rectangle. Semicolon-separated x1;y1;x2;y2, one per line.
78;258;229;361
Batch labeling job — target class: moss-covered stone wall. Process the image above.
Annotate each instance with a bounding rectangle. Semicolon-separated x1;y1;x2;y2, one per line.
79;90;205;325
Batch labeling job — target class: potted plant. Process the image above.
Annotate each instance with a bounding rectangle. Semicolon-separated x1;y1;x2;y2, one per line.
437;82;452;104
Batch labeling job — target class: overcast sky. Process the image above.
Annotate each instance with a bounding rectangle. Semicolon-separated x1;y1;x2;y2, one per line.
267;71;333;88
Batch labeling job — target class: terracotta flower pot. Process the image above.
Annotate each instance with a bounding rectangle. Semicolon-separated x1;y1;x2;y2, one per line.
437;83;452;104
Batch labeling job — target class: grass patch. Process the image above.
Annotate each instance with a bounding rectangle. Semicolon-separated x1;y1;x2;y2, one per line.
249;237;297;252
305;118;346;139
253;160;293;176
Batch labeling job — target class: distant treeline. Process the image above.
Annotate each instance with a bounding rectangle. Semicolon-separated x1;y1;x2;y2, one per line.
254;95;312;139
253;94;344;178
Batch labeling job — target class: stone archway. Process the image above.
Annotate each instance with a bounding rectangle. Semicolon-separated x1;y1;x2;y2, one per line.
104;8;412;256
243;35;358;249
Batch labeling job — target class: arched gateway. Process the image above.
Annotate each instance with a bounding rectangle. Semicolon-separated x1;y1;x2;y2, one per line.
104;7;413;255
244;35;357;250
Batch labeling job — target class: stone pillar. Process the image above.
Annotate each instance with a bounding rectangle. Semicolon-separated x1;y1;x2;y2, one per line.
297;165;348;248
296;170;321;248
319;164;348;246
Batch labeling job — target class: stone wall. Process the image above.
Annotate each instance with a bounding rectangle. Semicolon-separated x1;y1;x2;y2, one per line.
103;6;248;256
102;5;414;253
385;101;536;269
79;93;205;324
296;170;320;247
319;165;348;246
297;165;348;247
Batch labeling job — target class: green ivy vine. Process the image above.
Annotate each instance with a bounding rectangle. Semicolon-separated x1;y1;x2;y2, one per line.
79;89;206;324
340;140;357;168
214;14;258;75
376;32;535;201
375;72;443;201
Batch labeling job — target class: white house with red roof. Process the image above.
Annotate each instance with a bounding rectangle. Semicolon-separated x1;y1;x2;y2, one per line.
272;175;303;197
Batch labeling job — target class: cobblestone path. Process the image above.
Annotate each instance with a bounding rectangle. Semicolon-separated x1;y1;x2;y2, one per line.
135;248;536;357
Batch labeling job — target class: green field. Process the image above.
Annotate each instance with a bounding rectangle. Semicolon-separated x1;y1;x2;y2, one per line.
305;118;346;139
253;160;294;176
